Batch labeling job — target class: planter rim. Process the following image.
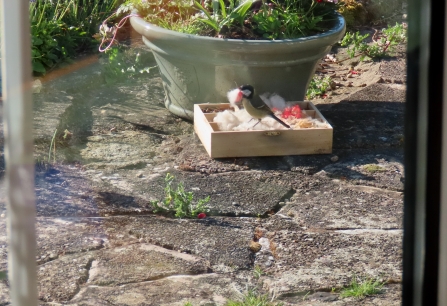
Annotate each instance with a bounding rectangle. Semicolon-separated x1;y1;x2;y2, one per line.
130;12;345;45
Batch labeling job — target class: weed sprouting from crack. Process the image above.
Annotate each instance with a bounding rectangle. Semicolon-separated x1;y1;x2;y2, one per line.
150;173;210;218
339;275;385;299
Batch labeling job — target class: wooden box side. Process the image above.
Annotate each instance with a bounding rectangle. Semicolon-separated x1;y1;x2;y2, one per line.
194;102;333;158
193;104;215;157
210;129;332;158
308;102;333;127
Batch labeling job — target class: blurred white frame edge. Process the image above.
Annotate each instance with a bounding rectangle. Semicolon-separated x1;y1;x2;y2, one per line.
0;1;38;306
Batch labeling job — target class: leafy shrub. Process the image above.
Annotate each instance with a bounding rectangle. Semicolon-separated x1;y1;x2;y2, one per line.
30;0;119;74
306;74;332;99
340;22;407;61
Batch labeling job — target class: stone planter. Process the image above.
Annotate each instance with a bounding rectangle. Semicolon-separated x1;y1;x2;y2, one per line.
130;14;346;120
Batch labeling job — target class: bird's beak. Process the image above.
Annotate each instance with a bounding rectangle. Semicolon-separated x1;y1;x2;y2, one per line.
236;89;243;102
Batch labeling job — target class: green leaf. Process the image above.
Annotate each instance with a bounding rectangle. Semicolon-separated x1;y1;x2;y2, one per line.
41;58;54;67
196;17;219;31
46;53;59;60
32;61;46;74
195;1;215;22
219;0;227;18
32;49;41;58
32;37;43;46
234;0;252;18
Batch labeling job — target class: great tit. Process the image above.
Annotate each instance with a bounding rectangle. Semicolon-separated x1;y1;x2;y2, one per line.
238;85;290;129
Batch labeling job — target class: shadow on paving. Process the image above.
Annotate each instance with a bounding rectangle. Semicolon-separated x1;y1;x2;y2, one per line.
317;84;405;150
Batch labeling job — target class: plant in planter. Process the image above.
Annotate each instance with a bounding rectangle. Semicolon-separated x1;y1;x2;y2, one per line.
102;0;345;119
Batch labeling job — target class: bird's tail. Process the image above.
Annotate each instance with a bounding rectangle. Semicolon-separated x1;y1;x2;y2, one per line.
270;114;290;129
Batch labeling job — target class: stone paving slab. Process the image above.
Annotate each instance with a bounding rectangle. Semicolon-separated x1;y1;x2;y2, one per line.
278;179;403;229
254;217;402;296
318;149;404;191
38;252;93;302
144;169;293;216
281;283;401;305
35;218;105;265
88;243;210;286
76;168;293;217
102;216;256;270
317;84;405;150
80;132;161;169
68;273;243;306
0;216;105;270
0;166;101;218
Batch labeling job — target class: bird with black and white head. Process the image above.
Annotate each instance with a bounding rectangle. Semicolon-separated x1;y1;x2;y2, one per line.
237;85;290;129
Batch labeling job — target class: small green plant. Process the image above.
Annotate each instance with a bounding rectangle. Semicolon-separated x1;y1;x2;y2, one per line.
363;164;386;173
183;302;193;306
340;23;407;61
339;276;385;299
302;291;311;301
253;266;264;279
225;290;283;306
150;173;210;218
306;74;332;99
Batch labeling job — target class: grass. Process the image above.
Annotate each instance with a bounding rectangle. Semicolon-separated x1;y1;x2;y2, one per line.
225;291;283;306
339;276;385;299
253;266;264;279
363;164;387;173
183;291;283;306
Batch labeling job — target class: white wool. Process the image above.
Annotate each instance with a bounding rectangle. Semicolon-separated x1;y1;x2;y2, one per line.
213;108;288;131
259;92;287;111
226;88;242;109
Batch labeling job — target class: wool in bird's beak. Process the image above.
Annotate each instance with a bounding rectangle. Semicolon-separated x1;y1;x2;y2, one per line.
227;88;243;109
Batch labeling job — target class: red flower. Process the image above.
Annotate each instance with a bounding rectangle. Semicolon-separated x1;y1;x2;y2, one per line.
197;213;206;219
281;107;292;119
316;0;323;2
290;105;302;119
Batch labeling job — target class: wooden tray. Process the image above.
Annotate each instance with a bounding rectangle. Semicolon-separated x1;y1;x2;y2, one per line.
194;102;333;158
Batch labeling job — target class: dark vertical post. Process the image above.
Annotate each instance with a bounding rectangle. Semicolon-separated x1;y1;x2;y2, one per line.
403;0;447;305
